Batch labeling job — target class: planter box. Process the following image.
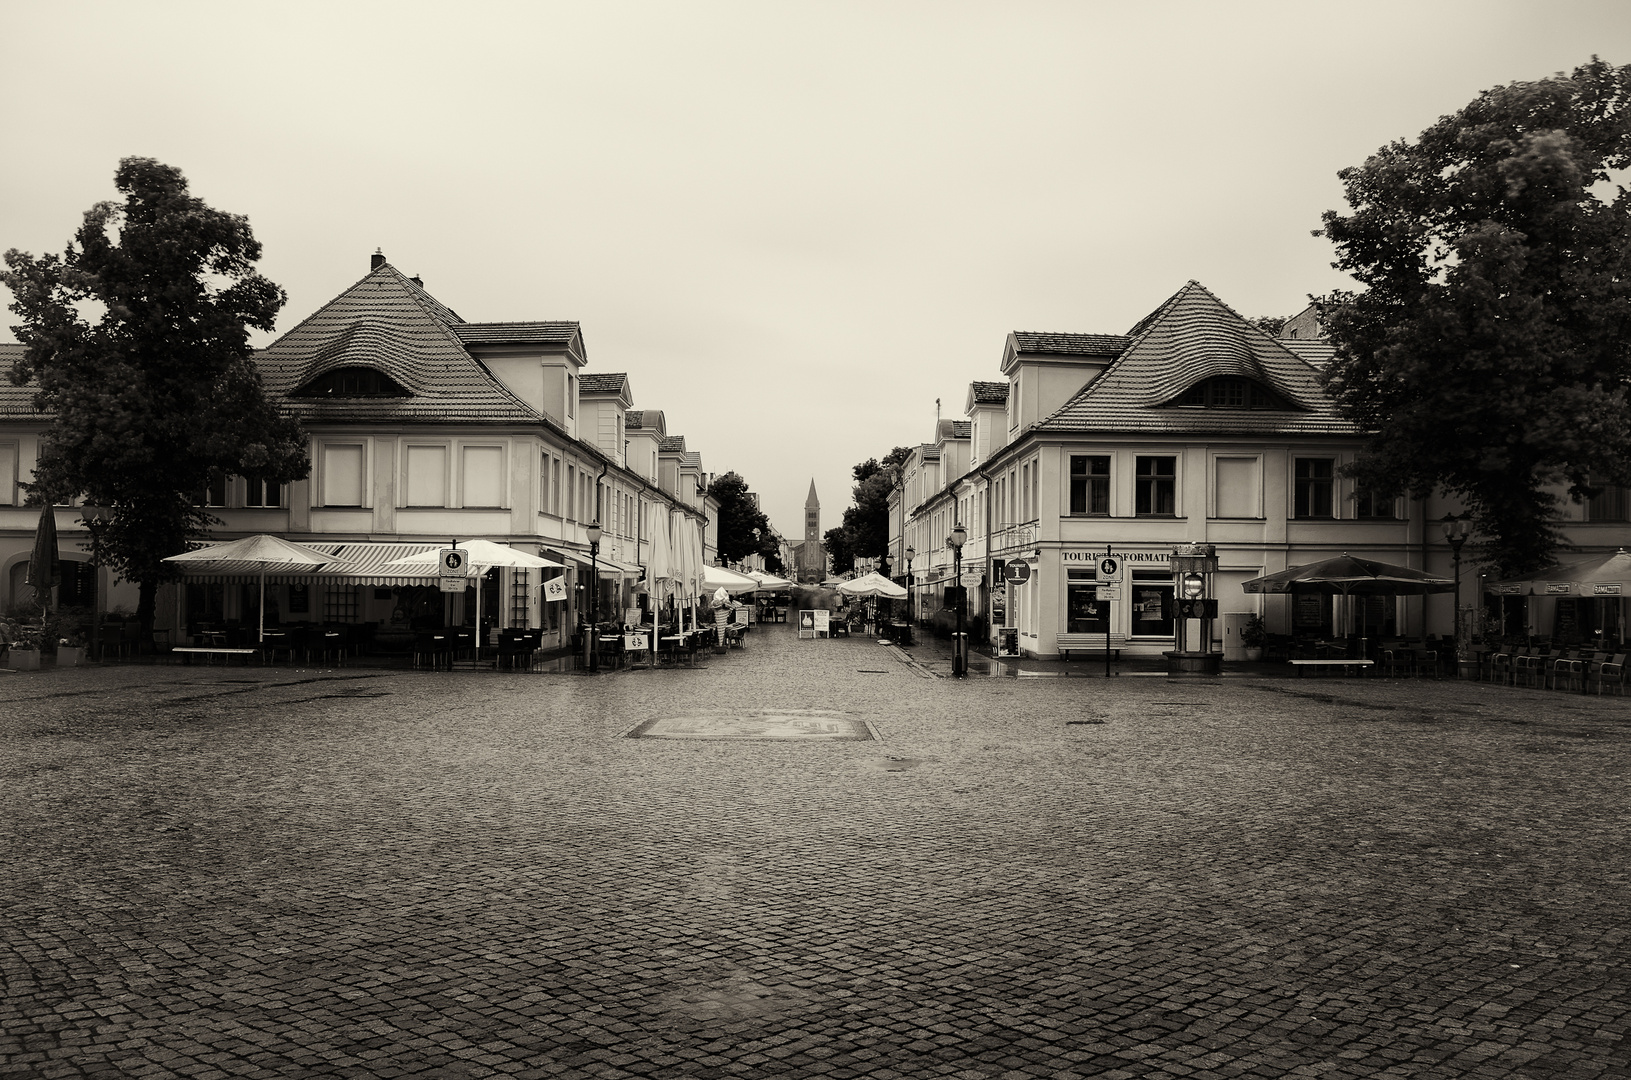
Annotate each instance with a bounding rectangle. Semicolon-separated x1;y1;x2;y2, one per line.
9;649;41;671
56;646;85;667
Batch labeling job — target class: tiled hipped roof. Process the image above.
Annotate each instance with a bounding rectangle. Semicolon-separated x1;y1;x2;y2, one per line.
256;263;548;425
1012;331;1130;357
1040;281;1361;436
579;373;628;394
452;322;578;345
969;381;1009;405
0;344;46;418
658;436;686;453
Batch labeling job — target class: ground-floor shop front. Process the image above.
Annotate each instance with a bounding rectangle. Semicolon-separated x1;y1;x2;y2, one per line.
980;542;1422;660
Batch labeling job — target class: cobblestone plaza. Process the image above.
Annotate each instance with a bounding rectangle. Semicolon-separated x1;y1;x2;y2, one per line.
3;628;1628;1079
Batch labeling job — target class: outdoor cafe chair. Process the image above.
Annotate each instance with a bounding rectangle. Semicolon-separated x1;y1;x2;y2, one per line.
1379;648;1412;678
411;632;450;670
1596;653;1627;696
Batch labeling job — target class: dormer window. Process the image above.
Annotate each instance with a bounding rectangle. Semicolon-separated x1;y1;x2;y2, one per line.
1173;378;1284;410
294;366;408;397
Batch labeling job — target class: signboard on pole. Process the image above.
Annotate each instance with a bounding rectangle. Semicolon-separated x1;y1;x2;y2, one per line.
1095;586;1121;601
439;577;466;594
1096;556;1123;583
1004;562;1031;586
440;548;468;578
960;571;982;588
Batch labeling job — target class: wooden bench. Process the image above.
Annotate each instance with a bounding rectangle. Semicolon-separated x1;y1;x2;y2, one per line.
1288;659;1374;676
171;647;259;665
1057;632;1130;660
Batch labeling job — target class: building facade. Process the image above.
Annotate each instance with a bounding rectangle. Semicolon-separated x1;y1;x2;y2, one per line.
0;254;722;646
890;282;1631;658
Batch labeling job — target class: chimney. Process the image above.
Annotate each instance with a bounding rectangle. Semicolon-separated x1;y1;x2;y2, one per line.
410;274;423;287
371;248;386;270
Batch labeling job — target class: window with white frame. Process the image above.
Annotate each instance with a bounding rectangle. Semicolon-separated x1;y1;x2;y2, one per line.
1069;456;1110;516
462;445;503;507
1293;458;1335;519
1213;457;1260;518
406;445;449;507
0;442;19;505
1135;456;1177;516
244;476;283;508
319;443;366;507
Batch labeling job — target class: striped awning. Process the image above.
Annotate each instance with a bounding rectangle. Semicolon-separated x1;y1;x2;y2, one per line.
566;552;643;576
175;542;446;585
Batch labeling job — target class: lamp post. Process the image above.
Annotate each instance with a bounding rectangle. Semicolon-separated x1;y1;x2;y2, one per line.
905;545;916;634
948;524;967;678
587;519;603;673
1441;513;1472;667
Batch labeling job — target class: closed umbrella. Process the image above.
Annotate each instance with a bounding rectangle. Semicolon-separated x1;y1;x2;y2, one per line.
26;503;60;617
163;534;333;642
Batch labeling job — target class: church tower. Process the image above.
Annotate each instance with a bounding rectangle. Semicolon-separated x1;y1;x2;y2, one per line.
792;478;828;583
804;480;820;541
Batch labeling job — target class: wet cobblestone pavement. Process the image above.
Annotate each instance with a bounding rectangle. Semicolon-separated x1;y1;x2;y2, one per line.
2;625;1628;1079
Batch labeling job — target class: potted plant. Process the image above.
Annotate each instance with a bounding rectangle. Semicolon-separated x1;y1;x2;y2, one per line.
56;630;86;667
1241;614;1267;662
1;619;40;671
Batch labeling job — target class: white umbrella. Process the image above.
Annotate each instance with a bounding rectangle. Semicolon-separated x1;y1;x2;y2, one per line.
837;571;908;600
384;540;565;657
382;539;565;573
163;534;333;642
745;569;793;590
704;564;761;594
644;509;673;613
672;511;704;630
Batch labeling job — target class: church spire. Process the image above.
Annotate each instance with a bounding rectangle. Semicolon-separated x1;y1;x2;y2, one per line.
804;480;820;542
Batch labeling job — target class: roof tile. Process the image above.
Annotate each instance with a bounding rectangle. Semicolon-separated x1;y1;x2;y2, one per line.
1038;281;1361;436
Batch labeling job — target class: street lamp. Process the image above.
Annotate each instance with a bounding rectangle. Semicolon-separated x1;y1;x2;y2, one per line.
586;519;603;673
948;524;967;678
1441;513;1472;667
905;545;916;633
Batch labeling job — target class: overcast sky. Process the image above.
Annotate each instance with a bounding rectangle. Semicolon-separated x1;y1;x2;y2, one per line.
3;1;1629;538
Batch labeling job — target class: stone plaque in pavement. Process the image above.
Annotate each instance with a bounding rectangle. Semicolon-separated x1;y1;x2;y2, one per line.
626;710;874;741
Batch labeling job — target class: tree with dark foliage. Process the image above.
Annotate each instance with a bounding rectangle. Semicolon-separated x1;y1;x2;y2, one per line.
706;471;776;566
1317;58;1631;574
832;446;913;571
2;158;309;640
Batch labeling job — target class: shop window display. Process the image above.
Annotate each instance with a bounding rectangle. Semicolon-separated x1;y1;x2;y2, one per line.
1131;571;1173;637
1065;569;1109;632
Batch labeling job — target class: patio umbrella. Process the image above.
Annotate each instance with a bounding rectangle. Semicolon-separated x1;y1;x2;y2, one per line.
672;511;704;630
163;534;333;642
383;541;565;656
836;571;908;600
1489;549;1631;644
26;503;61;617
703;564;761;594
1242;554;1455;596
381;538;565;574
745;569;793;590
644;510;673;611
1243;553;1454;640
